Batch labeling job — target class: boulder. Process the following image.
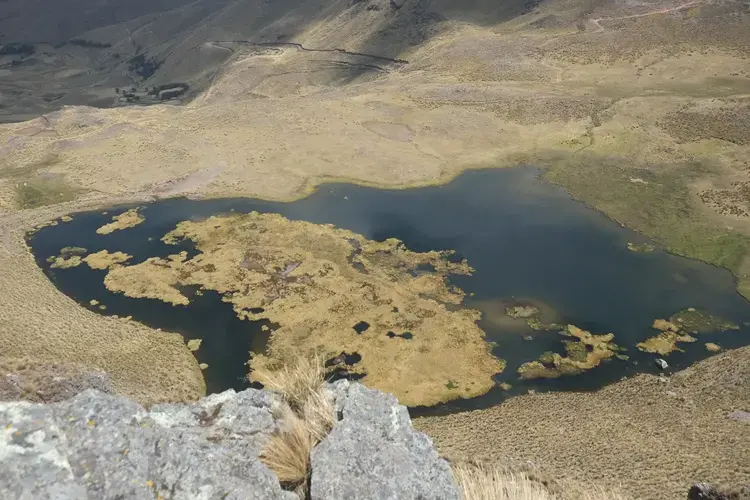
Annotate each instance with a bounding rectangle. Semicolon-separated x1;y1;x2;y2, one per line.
655;358;669;370
0;389;294;500
728;410;750;422
1;381;460;500
310;380;460;500
688;483;750;500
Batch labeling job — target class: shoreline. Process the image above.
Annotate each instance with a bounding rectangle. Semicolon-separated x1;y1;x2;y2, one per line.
15;155;750;300
11;163;750;408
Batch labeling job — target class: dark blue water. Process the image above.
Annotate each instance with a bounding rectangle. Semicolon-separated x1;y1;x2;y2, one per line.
27;167;750;412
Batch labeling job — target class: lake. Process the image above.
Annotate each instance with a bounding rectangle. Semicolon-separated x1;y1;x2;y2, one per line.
27;167;750;413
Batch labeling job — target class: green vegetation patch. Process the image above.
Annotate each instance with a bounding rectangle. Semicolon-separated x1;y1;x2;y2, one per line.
627;242;655;253
669;308;739;333
545;156;750;274
504;301;560;331
637;309;737;355
518;325;623;379
15;177;84;209
60;246;87;256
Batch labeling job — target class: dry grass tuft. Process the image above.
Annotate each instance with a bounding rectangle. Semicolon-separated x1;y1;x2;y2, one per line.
452;462;555;500
257;356;334;496
452;462;631;500
253;355;329;413
262;407;317;489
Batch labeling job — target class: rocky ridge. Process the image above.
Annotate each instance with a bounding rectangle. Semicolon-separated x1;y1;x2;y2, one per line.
0;380;459;499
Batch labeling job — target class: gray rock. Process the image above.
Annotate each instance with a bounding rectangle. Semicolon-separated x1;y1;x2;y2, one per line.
728;410;750;422
689;483;722;499
310;380;460;500
655;358;669;370
2;381;458;500
688;482;750;500
0;400;87;499
1;389;291;500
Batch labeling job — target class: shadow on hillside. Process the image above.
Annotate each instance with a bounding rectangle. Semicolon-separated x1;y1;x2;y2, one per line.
0;0;543;120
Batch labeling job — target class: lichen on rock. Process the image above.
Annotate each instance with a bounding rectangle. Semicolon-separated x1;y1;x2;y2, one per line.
311;380;460;500
0;383;460;500
0;389;292;499
99;212;505;406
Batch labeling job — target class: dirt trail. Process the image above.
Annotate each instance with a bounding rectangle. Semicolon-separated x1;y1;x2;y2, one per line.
590;1;702;32
203;40;408;64
148;166;224;197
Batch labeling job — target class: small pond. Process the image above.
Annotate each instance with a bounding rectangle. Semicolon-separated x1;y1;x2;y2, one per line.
27;167;750;414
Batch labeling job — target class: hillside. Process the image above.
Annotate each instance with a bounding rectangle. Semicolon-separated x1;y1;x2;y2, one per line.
2;0;747;119
1;0;749;498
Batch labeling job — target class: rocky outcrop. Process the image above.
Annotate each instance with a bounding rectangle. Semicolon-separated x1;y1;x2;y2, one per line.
311;380;460;500
1;382;458;500
688;483;750;500
1;389;292;499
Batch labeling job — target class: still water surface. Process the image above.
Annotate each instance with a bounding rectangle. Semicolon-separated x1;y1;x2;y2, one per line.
27;168;750;412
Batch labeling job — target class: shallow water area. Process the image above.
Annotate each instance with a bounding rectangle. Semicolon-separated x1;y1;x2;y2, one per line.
27;167;750;411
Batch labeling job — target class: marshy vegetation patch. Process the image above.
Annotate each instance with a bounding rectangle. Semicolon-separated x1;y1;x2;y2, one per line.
517;325;624;380
637;309;738;355
95;212;505;406
15;177;84;209
96;208;145;235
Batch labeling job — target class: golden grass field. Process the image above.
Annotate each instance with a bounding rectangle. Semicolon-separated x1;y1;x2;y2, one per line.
415;344;750;500
1;0;749;496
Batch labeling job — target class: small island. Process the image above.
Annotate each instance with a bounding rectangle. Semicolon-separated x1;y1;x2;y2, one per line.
96;208;145;235
517;325;624;379
99;212;506;406
637;310;739;355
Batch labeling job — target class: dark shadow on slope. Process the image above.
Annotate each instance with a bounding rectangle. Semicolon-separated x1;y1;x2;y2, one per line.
0;0;581;120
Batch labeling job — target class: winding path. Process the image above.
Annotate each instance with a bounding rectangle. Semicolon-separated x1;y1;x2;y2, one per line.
590;1;702;32
208;40;409;65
